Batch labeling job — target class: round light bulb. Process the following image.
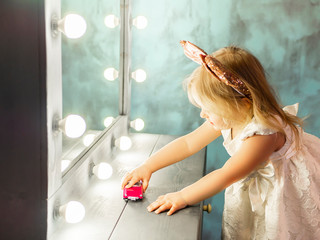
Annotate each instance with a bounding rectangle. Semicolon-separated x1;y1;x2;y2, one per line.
104;68;118;81
63;115;86;138
132;16;148;29
59;201;86;223
131;69;147;83
130;118;145;131
104;15;120;28
83;133;96;147
60;14;87;39
61;159;71;172
115;136;132;151
104;116;115;128
92;162;113;180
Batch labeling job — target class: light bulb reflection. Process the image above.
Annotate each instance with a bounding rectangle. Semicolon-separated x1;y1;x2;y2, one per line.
104;15;120;28
132;16;148;29
59;201;86;223
104;116;115;128
83;134;96;147
115;136;132;151
92;162;113;180
104;68;118;81
131;69;147;83
130;118;145;131
53;14;87;39
61;114;86;138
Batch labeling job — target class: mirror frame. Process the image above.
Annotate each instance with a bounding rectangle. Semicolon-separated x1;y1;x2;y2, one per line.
46;0;132;198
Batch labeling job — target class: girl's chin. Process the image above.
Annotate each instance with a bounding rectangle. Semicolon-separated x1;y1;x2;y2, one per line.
208;121;225;131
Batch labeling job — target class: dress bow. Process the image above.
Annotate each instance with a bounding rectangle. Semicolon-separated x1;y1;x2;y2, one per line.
233;163;275;214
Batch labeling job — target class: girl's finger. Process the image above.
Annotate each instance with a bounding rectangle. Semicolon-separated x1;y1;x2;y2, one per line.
125;176;139;188
142;179;149;192
155;203;171;214
147;202;160;212
167;204;178;216
147;199;163;212
121;174;131;189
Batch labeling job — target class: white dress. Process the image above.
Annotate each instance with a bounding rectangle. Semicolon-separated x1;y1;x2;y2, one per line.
220;104;320;240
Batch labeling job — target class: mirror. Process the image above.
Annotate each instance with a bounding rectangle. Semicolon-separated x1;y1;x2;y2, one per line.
60;0;120;174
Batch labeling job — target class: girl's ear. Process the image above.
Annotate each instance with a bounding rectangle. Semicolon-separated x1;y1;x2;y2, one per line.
240;98;253;120
242;98;252;108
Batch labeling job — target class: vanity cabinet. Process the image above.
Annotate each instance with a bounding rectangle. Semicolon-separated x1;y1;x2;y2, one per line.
49;132;206;240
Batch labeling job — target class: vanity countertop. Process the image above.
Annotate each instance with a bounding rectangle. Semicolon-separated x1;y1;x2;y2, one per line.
49;133;206;240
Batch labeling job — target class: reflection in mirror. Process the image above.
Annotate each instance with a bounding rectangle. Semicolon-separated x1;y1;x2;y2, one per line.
61;0;120;174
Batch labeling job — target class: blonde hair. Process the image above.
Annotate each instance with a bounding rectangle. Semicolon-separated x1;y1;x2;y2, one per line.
185;46;303;148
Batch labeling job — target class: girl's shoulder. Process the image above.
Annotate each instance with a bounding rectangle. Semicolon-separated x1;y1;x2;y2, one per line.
240;103;300;141
239;118;277;141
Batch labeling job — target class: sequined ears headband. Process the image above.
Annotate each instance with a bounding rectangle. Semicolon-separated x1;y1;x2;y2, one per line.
180;40;252;100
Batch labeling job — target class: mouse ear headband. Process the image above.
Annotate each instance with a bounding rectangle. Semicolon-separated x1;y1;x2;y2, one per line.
180;40;252;100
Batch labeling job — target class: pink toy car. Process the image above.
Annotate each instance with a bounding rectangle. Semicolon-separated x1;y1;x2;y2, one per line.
123;181;143;201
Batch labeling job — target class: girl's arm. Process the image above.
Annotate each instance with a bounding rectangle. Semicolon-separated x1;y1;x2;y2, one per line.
121;121;221;190
144;121;221;173
147;132;283;215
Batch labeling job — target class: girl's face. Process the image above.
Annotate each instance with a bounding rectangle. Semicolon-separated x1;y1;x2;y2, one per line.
190;85;231;130
200;108;230;130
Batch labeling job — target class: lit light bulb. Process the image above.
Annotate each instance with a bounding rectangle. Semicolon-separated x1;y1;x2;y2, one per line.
115;136;132;151
104;68;118;81
83;133;96;147
92;162;113;180
131;69;147;83
104;116;115;128
59;201;86;223
104;15;120;28
130;118;145;131
56;114;86;138
52;14;87;39
61;159;71;172
132;16;148;29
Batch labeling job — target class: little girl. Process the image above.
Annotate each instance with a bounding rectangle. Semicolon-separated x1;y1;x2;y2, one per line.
121;41;320;239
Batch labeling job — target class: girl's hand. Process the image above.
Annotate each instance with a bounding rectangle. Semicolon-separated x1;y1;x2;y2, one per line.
121;164;152;192
147;191;188;216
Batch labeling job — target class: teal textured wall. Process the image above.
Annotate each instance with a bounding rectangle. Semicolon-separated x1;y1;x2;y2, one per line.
62;0;120;131
130;1;320;239
131;0;320;136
